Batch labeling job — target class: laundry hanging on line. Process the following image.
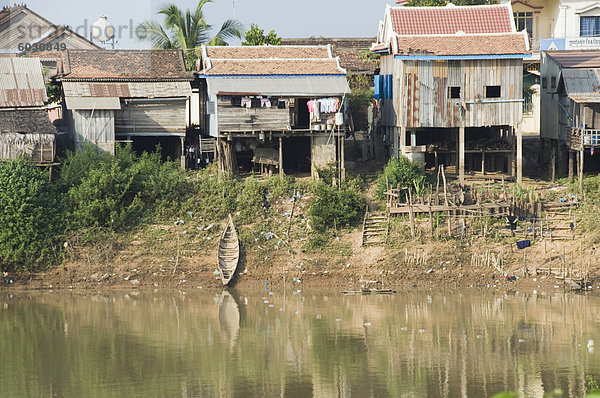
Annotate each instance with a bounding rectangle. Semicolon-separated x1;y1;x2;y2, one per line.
307;98;340;114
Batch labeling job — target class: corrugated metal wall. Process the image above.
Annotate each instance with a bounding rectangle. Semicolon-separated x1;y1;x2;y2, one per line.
397;58;523;129
72;109;115;154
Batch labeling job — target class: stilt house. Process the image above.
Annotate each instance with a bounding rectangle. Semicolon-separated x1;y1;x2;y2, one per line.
372;3;530;183
196;45;350;178
57;50;193;162
0;57;56;163
540;51;600;186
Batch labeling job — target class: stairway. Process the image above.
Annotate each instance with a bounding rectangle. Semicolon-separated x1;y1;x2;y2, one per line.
362;211;389;246
542;201;579;241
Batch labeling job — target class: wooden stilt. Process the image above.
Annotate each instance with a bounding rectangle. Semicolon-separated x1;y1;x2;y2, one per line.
459;126;465;186
279;136;284;178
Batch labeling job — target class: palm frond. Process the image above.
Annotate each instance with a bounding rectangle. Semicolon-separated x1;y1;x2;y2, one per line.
212;19;244;45
136;20;175;49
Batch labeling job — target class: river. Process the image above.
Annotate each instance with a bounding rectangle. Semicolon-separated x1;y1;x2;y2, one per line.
1;288;599;397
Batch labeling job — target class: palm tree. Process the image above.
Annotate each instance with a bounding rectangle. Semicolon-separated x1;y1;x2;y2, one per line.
138;0;243;68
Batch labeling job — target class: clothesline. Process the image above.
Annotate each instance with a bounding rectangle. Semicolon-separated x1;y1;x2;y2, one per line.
307;98;341;114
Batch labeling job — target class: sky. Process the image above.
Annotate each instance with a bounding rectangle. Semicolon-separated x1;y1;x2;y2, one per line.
15;0;395;49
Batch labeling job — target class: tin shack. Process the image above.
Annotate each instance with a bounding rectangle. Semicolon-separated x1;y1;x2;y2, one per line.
196;45;350;178
372;3;529;183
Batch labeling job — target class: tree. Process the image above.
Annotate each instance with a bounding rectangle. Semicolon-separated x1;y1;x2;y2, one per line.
242;23;282;46
138;0;244;68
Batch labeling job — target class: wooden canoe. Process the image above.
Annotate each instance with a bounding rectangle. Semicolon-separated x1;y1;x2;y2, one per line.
218;214;239;286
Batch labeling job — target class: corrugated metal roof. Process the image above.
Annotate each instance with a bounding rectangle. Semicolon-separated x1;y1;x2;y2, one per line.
562;68;600;103
206;76;350;96
0;57;47;107
64;97;121;110
63;81;191;98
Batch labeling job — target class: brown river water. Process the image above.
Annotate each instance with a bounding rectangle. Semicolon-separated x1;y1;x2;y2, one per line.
1;288;599;397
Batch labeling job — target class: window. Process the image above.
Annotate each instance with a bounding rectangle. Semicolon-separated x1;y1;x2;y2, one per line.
551;76;556;89
448;86;461;99
581;16;600;37
541;77;547;89
485;86;501;98
514;12;533;36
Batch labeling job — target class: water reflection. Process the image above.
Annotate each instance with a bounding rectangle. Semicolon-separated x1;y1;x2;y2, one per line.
0;290;599;397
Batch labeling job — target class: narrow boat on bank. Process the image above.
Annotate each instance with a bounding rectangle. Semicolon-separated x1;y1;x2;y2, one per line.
218;214;239;286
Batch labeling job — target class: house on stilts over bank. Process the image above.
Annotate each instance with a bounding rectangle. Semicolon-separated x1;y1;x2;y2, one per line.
371;2;530;184
0;57;57;164
55;50;193;164
195;45;350;178
540;50;600;188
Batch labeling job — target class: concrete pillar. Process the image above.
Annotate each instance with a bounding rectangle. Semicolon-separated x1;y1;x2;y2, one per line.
459;126;465;186
410;130;417;146
516;124;523;184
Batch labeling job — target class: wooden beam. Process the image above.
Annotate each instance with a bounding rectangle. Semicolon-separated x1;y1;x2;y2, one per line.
516;124;523;184
398;127;406;158
459;126;465;186
279;136;284;178
568;150;574;183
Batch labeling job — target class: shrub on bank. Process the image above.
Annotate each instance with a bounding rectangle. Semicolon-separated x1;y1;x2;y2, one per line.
62;145;191;231
375;156;424;200
0;158;65;271
309;177;366;235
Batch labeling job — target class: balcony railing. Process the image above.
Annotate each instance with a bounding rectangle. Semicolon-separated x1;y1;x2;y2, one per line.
571;128;600;150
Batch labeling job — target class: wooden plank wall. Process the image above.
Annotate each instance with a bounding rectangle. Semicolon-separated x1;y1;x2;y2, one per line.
72;109;115;154
217;97;289;132
115;100;187;134
400;58;523;129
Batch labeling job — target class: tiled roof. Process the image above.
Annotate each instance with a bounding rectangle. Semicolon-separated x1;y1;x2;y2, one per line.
394;32;529;56
547;51;600;68
199;45;347;76
60;50;193;81
0;57;47;107
204;46;330;60
390;4;514;35
202;59;345;76
282;37;377;73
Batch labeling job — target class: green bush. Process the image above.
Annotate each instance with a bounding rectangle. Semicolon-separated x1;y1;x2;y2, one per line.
309;177;366;234
375;156;424;200
63;145;192;231
0;158;65;271
191;164;239;221
237;176;267;224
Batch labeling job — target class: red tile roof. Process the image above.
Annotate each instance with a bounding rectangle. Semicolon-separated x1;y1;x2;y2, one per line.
203;59;345;76
205;46;331;60
199;45;346;76
394;32;529;56
390;4;514;35
60;50;192;81
282;37;377;73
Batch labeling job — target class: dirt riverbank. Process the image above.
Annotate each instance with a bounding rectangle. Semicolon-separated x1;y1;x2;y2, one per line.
3;217;594;293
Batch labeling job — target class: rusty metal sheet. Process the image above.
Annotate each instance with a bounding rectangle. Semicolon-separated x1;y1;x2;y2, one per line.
0;57;47;107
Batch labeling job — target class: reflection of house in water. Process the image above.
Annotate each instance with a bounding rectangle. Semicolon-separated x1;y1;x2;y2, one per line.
0;57;57;164
56;50;193;162
372;3;529;184
196;45;350;178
